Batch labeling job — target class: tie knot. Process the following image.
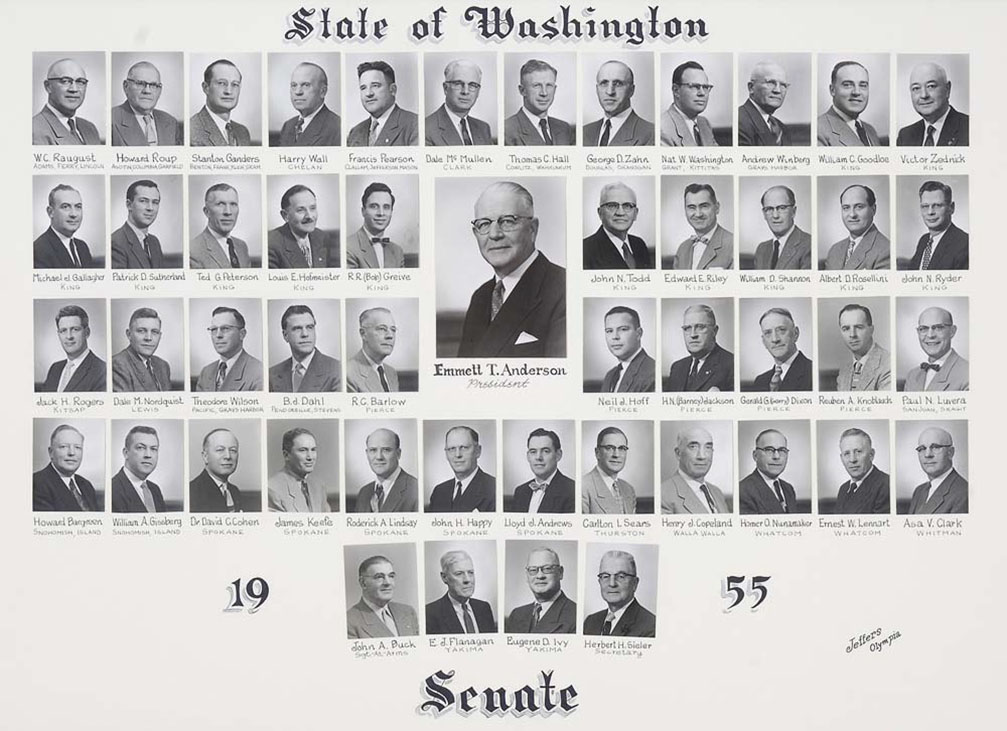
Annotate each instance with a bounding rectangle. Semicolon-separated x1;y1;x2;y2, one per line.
921;362;941;372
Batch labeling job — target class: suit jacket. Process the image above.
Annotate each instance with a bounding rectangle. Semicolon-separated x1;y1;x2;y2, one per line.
833;467;890;514
346;105;419;146
660;105;718;147
906;223;969;271
268;349;341;393
40;351;107;392
817;106;882;147
824;225;890;270
346;226;407;269
503;110;575;146
425;594;497;634
347;599;420;639
738;98;792;146
190;228;251;269
111;467;166;513
675;225;734;270
583;227;652;270
111;347;173;392
903;349;969;392
505;592;577;634
111;223;165;269
277;105;341;146
189;469;246;513
582;466;636;514
425;104;494;146
753;226;812;270
355;469;419;513
660;473;729;514
739;469;799;515
600;349;655;393
749;351;813;392
510;470;576;513
583;110;655;147
346;349;400;393
665;344;735;393
33;228;95;269
267;469;331;512
908;469;968;514
111;101;184;146
428;468;496;512
32;463;99;511
194;350;263;392
896;107;969;147
458;254;565;358
267;226;332;269
835;343;891;392
32;106;101;145
583;599;656;637
190;106;252;146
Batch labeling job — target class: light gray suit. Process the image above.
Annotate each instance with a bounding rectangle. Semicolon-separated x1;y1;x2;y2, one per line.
194;350;263;392
190;228;251;269
835;343;891;391
817;106;882;147
346;349;399;393
346;227;406;269
824;224;890;270
660;472;729;514
267;468;331;512
903;349;969;392
675;225;734;269
660;105;718;147
346;599;419;638
581;466;637;514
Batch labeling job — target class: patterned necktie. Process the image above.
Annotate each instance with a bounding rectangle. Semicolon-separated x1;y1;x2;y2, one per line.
380;606;398;636
145;358;161;391
700;483;717;513
67;117;85;144
855;120;870;146
599;119;611;146
491;280;505;320
226;237;240;268
769;364;782;392
843;237;857;267
462;603;476;633
539;118;553;145
693;121;703;146
225;121;236;146
300;480;312;511
530;603;542;631
299;239;312;268
920;236;934;270
374;483;385;511
57;361;76;392
141;481;156;512
770;239;781;269
773;479;788;512
292;362;305;392
924;124;936;147
293;117;303;143
69;477;88;510
368;117;379;145
68;238;81;268
215;361;227;391
767;115;782;144
143;114;157;145
377;365;390;392
851;361;863;390
611;479;621;499
460;117;473;145
621;242;636;269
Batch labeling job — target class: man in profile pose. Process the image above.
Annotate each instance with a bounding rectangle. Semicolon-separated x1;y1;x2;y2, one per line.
583;550;656;637
267;185;334;269
111;425;167;513
817;61;881;147
896;62;969;146
34;184;95;269
505;547;577;634
267;427;330;512
347;307;401;393
276;61;341;146
112;307;173;392
347;555;420;638
664;304;734;392
347;182;408;269
661;61;718;147
582;427;637;514
191;59;252;146
902;307;968;391
509;428;575;514
111;180;166;269
504;59;574;146
582;182;652;270
739;61;793;146
834;304;891;391
425;550;497;634
907;426;967;514
190;428;248;512
661;425;729;514
355;428;418;513
739;428;803;514
112;60;184;146
32;424;100;511
428;426;496;512
40;304;106;392
194;306;263;392
675;183;733;270
268;304;341;393
598;306;655;393
824;184;889;270
33;58;101;145
746;307;812;392
426;59;493;146
751;185;811;270
905;181;968;270
346;60;418;146
584;60;654;146
831;427;889;514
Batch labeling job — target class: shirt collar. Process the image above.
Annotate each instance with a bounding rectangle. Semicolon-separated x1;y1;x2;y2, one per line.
375;466;402;490
597;468;621;492
498;249;540;302
530;469;558;487
66;348;91;368
677;469;707;491
534;590;563;617
929;467;954;491
691;223;720;242
923;105;952;137
616;345;643;366
774;225;797;245
360;347;387;370
361;595;390;616
300;103;325;126
46;103;75;125
603;225;629;246
672;102;698;122
606;597;637;626
758;470;783;490
292;348;316;370
220;349;244;371
207;471;229;489
849;465;874;488
123;465;148;488
126;219;149;239
604;105;632;122
926;348;953;367
371;102;396;124
853;342;878;366
521;104;548;123
452;468;480;492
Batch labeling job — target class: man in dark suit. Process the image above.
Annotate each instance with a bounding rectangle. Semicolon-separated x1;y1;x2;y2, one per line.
346;182;409;269
428;426;496;512
660;426;730;514
661;61;720;147
597;306;655;393
824;185;890;270
665;304;734;392
347;556;420;638
111;180;166;268
267;185;335;268
751;186;811;270
268;304;341;392
194;306;263;392
509;428;575;513
32;424;101;511
34;185;95;269
32;58;101;145
190;183;252;269
355;428;419;512
267;428;331;512
276;62;341;146
739;428;804;514
505;548;577;633
190;428;251;512
896;62;969;147
830;428;890;514
426;550;497;634
111;425;168;513
112;307;174;392
583;182;652;270
817;61;882;147
583;550;656;637
504;59;575;146
40;304;106;393
907;426;968;514
457;182;566;357
346;61;419;146
584;60;654;146
346;307;405;392
747;307;813;392
739;61;793;146
426;59;494;146
905;180;968;270
676;184;734;270
111;61;184;146
191;59;252;146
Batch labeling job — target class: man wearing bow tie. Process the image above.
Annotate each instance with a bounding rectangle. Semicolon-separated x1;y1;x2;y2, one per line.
582;427;637;514
267;427;331;512
111;426;168;513
111;180;166;269
830;427;890;514
355;428;418;513
905;426;968;514
34;184;96;269
508;428;575;513
33;424;101;511
347;182;408;269
661;425;729;514
739;428;806;514
834;304;891;392
675;183;733;270
904;180;968;271
664;304;734;392
902;307;969;391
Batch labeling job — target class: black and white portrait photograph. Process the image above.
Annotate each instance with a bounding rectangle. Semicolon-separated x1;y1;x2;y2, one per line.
110;298;184;392
583;542;658;637
344;543;420;639
267;52;341;147
188;419;261;513
265;418;340;512
817;298;892;392
345;298;419;393
189;298;263;393
816;54;890;147
738;175;812;270
110;51;184;146
109;419;184;513
424;51;498;146
345;175;419;269
659;52;732;147
582;175;656;270
503;540;578;634
816;420;891;515
345;418;419;514
739;297;814;392
737;53;812;146
344;53;419;147
660;175;735;270
424;539;499;634
189;52;262;147
660;420;734;514
501;420;576;514
422;420;497;513
109;175;184;269
266;299;341;393
32;51;106;145
895;175;969;271
265;174;340;269
738;419;812;515
435;176;566;358
581;420;655;515
33;174;105;269
581;51;655;147
895;420;968;515
895;296;969;392
188;174;262;269
817;175;891;270
33;298;107;393
503;52;576;146
583;298;657;393
32;418;105;512
895;54;969;147
661;297;735;393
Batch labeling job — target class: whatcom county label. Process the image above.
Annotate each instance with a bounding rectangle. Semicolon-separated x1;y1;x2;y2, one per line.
418;669;577;717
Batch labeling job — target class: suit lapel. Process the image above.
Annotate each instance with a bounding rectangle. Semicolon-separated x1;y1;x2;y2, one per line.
477;258;547;356
611;111;638;145
745;100;772;142
929;351;958;391
440;595;463;632
66;352;98;390
437;106;462;145
125;225;152;267
355;229;380;268
42;107;73;144
697;229;724;268
674;475;704;514
939;109;963;146
201;231;230;268
198;108;227;146
301;107;329;145
115;103;145;145
846;227;875;270
778;228;805;267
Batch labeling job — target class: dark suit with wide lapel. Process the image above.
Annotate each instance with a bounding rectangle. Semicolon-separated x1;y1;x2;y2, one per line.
458;253;566;358
583;599;656;637
816;106;882;147
268;349;341;392
750;351;813;392
189;469;244;512
739;469;797;515
355;469;419;513
32;106;101;145
738;98;792;146
665;344;735;392
505;592;577;633
41;351;107;392
276;105;341;146
583;226;652;269
908;469;968;514
346;105;419;146
110;223;165;269
583;110;655;146
428;468;496;512
509;470;576;513
425;593;497;634
346;599;420;638
896;107;969;146
111;467;166;513
190;106;252;146
833;467;890;514
33;228;95;269
600;349;655;393
266;226;331;269
111;347;172;392
425;104;493;146
32;463;99;511
907;223;969;270
503;109;575;146
110;101;184;146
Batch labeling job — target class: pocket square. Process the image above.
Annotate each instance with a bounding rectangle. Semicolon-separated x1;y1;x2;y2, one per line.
515;331;539;345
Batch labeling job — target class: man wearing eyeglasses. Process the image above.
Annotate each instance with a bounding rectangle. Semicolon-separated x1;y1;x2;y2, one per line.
675;183;733;270
583;427;637;514
426;550;497;634
906;426;967;514
831;428;889;514
33;58;101;145
190;183;251;269
111;180;166;269
509;428;576;514
347;61;418;147
194;306;263;392
428;426;496;512
267;427;330;512
39;305;106;393
665;304;734;392
751;185;811;270
504;59;574;146
597;306;655;393
347;307;403;393
191;59;252;147
583;550;656;637
111;61;183;146
276;62;341;147
347;182;408;269
740;428;805;514
662;61;719;147
268;305;341;393
33;425;100;511
824;185;890;271
896;62;969;147
834;304;891;392
505;548;577;634
661;425;729;514
355;428;418;513
904;181;968;271
739;61;793;147
747;307;812;392
426;59;494;146
584;60;654;147
457;181;566;358
818;62;881;148
111;307;174;393
902;307;968;392
583;182;652;270
347;556;419;639
190;428;250;512
34;184;95;269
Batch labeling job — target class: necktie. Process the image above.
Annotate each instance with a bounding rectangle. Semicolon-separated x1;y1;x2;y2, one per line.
844;238;857;267
770;239;781;269
215;361;227;391
145;358;161;391
57;361;76;392
920;236;934;270
924;124;936;147
380;606;398;636
377;365;390;393
143;114;157;145
226;237;240;268
602;613;614;635
530;603;542;631
855;120;870;146
686;358;700;389
225;121;236;146
693;121;703;146
293;117;303;143
773;479;788;512
68;238;81;268
374;483;385;510
299;239;312;268
848;481;859;496
491;280;505;320
769;364;782;392
462;602;476;633
767;115;782;145
69;477;88;510
460;117;473;145
611;479;621;499
67;117;85;144
292;362;305;392
141;481;156;512
300;480;312;511
699;483;717;513
368;117;379;145
141;234;152;264
599;119;612;146
222;483;237;511
538;118;553;145
452;480;463;508
621;242;636;269
609;363;623;393
851;361;863;390
920;362;941;372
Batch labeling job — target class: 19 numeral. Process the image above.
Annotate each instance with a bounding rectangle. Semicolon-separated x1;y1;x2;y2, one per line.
722;576;771;612
225;577;270;614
